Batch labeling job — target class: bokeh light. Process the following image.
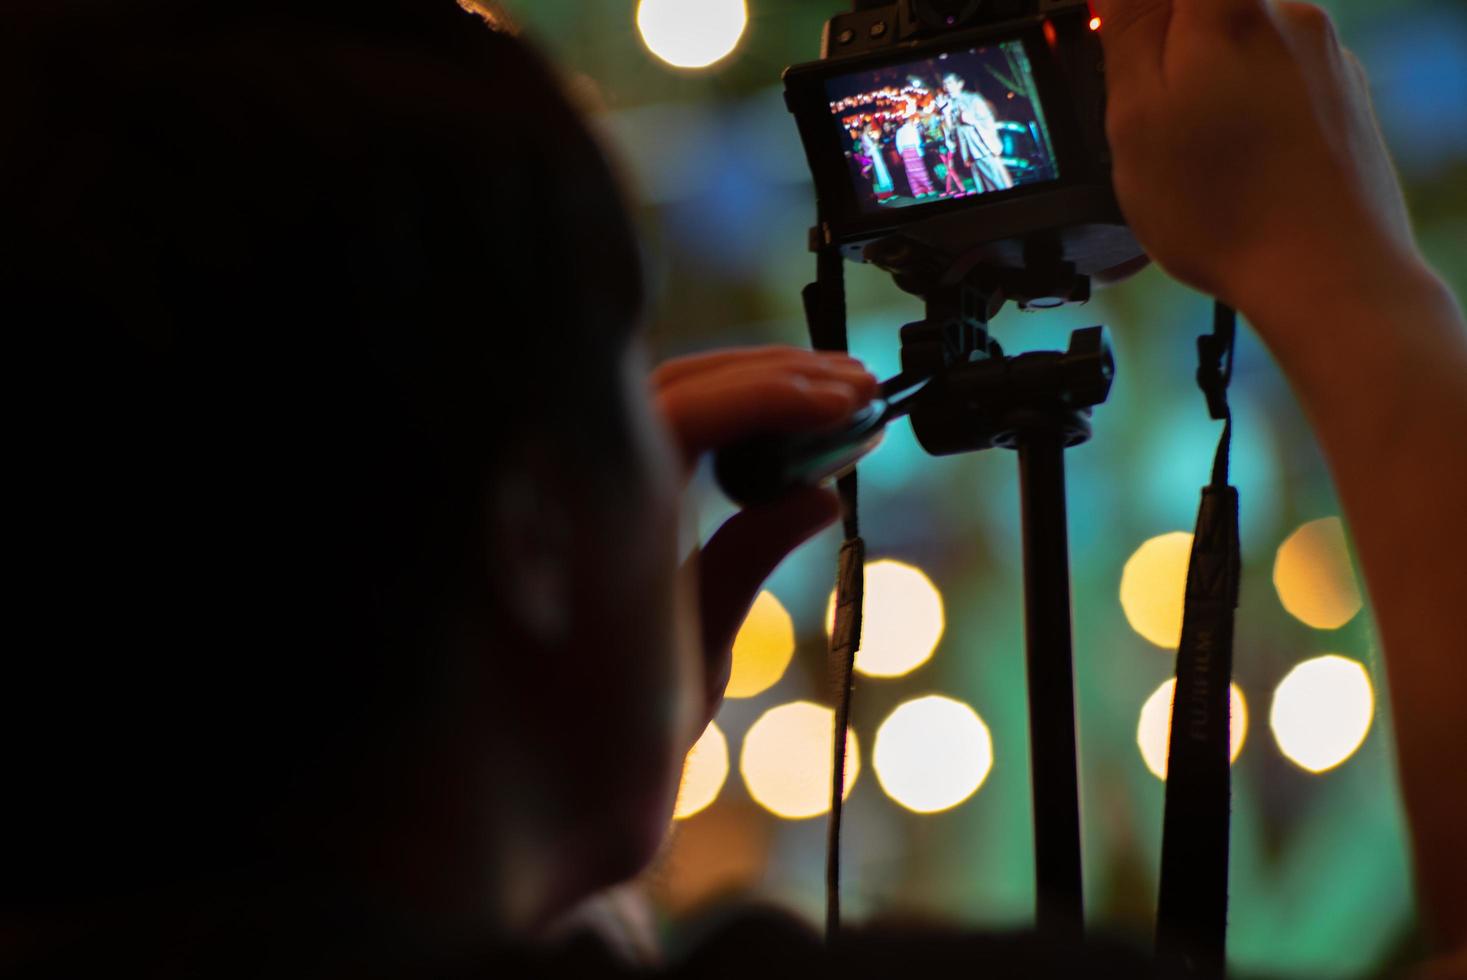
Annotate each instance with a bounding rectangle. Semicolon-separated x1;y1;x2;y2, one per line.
873;695;993;814
825;559;945;678
740;701;859;819
636;0;748;70
1270;655;1375;773
1120;532;1193;649
673;721;729;819
1273;517;1364;630
724;591;795;698
1137;678;1248;780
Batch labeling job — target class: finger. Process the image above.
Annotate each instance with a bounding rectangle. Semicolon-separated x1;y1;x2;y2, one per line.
658;367;877;460
1341;46;1369;88
1091;0;1171;90
1272;1;1341;59
695;487;840;717
652;347;867;390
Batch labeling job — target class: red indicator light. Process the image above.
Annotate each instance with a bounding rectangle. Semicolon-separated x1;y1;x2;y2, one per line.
1042;18;1058;46
1089;16;1102;30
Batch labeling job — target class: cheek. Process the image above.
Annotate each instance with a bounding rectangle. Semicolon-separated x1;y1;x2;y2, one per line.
542;492;687;886
613;367;701;758
563;352;700;849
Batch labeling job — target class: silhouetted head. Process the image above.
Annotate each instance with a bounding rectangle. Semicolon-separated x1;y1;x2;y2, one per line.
3;0;695;957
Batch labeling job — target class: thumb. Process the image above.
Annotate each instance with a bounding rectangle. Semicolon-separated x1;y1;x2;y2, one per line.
696;487;840;708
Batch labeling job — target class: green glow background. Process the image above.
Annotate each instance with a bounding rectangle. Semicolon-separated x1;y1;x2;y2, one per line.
501;2;1465;974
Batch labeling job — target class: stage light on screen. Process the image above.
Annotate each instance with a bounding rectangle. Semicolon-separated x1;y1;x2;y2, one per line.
1120;532;1193;649
1137;679;1248;780
874;695;993;813
1089;16;1102;30
1270;655;1374;773
825;559;944;678
724;591;795;699
1273;517;1363;630
636;0;748;70
673;721;729;820
741;701;858;819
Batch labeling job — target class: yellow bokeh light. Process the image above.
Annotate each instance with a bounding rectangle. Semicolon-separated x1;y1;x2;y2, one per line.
873;695;993;814
1136;678;1248;780
1270;655;1374;773
725;591;795;699
673;721;729;820
825;559;945;678
1119;532;1193;649
740;701;859;820
1273;517;1363;630
636;0;748;70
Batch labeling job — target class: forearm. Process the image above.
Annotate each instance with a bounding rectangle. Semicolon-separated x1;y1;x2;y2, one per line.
1244;260;1467;955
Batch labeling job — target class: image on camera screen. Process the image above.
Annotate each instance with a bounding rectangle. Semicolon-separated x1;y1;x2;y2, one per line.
826;40;1059;214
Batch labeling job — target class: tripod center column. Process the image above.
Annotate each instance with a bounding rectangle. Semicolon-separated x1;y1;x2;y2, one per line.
1014;417;1085;939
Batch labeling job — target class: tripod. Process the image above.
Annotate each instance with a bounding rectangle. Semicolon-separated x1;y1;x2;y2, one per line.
715;229;1236;966
891;253;1114;939
714;246;1117;940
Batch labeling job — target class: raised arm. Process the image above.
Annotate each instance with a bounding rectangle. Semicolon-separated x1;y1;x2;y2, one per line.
1091;0;1467;964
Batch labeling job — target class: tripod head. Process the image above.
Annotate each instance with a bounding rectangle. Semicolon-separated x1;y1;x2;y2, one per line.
905;318;1113;455
711;247;1114;504
888;249;1114;456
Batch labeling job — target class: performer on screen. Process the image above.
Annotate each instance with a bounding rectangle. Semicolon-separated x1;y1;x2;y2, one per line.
849;125;873;171
937;114;967;197
859;123;895;203
894;101;936;199
941;73;1014;193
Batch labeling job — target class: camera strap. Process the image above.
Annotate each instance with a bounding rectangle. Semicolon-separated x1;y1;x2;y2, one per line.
1155;302;1241;977
804;244;865;940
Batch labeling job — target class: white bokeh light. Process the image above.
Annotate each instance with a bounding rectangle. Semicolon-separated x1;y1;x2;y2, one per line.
1136;679;1248;780
1270;655;1374;773
673;721;729;819
873;695;993;813
740;701;858;819
826;559;945;678
636;0;748;70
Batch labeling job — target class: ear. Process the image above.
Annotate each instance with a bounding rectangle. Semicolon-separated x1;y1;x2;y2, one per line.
484;453;574;649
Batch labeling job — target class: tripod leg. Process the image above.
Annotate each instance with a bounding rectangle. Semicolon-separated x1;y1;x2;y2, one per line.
1017;426;1085;940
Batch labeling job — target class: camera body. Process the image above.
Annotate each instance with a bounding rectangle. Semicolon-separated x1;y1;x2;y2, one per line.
784;0;1142;281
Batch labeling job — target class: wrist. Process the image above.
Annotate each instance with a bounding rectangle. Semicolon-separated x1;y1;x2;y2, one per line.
1238;251;1466;452
1234;245;1457;366
1233;236;1430;323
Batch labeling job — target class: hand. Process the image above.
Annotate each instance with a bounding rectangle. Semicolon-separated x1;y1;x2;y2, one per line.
1094;5;1467;963
653;347;879;727
1092;0;1423;318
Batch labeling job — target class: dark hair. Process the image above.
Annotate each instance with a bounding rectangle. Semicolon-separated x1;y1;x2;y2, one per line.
2;0;644;909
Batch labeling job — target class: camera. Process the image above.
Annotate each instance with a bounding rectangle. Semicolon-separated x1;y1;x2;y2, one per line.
783;0;1142;282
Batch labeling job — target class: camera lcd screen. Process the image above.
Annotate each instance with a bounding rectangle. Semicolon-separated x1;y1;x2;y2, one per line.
824;40;1060;214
